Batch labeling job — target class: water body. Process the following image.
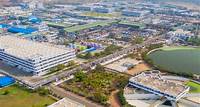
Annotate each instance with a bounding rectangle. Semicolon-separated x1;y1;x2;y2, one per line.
148;47;200;75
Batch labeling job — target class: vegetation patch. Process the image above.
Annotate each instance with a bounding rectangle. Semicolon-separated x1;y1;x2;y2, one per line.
77;44;122;59
59;65;129;105
0;84;56;107
185;81;200;93
117;90;135;107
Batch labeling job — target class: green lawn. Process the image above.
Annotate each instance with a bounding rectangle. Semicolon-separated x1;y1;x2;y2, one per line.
148;47;200;75
186;81;200;93
0;85;56;107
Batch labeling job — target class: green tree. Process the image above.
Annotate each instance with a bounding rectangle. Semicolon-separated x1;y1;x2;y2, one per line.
118;90;126;105
95;64;105;71
56;64;66;71
85;52;93;59
93;92;108;103
188;36;200;46
2;90;9;95
74;71;87;82
37;88;49;96
131;37;144;45
67;60;76;67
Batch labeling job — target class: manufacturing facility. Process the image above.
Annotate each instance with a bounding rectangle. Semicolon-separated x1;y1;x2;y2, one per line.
128;71;190;101
48;97;85;107
0;36;76;76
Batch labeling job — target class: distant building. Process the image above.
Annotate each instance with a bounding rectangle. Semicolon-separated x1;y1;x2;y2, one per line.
167;29;195;41
0;36;75;76
48;97;85;107
7;26;38;34
93;7;109;13
122;10;150;17
75;6;91;11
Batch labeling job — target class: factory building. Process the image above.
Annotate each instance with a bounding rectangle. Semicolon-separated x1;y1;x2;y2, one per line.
128;71;190;101
75;6;91;11
122;10;150;17
0;36;75;76
93;7;110;13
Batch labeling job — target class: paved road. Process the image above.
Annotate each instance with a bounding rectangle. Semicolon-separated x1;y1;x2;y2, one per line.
12;36;164;89
49;85;103;107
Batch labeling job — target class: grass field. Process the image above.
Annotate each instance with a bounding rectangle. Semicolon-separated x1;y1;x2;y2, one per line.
0;84;56;107
148;47;200;75
186;81;200;93
64;20;117;32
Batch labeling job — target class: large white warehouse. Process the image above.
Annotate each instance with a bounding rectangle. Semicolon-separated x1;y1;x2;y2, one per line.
0;36;75;76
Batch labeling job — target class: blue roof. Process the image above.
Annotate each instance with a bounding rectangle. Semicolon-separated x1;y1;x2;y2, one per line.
0;76;15;87
83;47;96;52
8;27;38;34
28;16;42;23
0;24;10;29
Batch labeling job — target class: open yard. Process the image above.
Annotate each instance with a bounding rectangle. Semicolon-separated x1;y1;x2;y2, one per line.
127;63;151;75
185;81;200;93
59;68;129;105
0;84;56;107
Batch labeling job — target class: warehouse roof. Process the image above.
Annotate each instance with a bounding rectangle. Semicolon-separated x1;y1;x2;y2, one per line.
129;71;189;97
64;20;117;32
0;36;73;61
7;27;38;34
48;97;85;107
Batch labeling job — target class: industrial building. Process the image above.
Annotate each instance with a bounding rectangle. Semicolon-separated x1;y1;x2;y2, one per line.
93;7;110;13
0;36;75;76
128;71;190;101
75;6;91;11
48;97;85;107
122;10;150;17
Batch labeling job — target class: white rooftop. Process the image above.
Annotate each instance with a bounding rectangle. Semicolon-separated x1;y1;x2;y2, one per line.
48;97;85;107
0;36;72;61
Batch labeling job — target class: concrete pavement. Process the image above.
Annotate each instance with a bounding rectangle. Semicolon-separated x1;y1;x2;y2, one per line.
49;85;103;107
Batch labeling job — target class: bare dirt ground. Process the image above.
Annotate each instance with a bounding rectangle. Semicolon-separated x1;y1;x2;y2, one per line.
109;90;121;107
127;63;151;75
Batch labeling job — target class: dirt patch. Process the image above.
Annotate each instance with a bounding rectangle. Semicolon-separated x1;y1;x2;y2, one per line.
109;90;121;107
127;63;151;75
